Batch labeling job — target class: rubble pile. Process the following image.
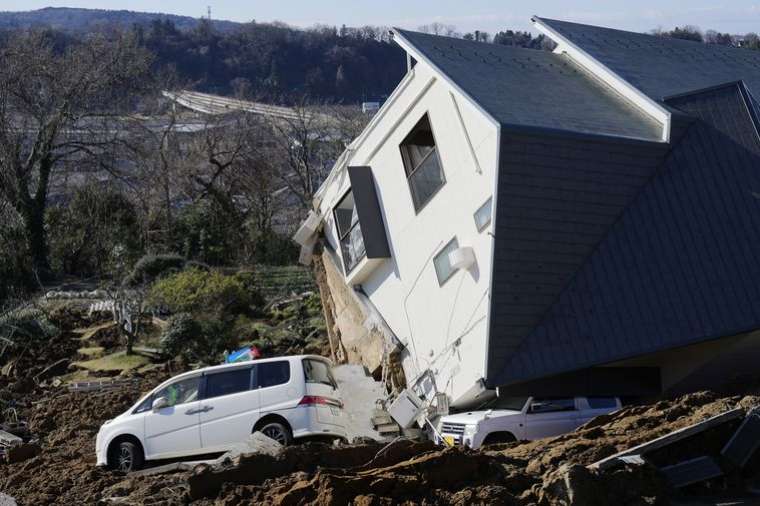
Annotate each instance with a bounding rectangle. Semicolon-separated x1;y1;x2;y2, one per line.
3;303;760;505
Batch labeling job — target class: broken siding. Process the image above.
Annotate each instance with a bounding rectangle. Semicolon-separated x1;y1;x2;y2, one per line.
494;82;760;387
487;131;669;385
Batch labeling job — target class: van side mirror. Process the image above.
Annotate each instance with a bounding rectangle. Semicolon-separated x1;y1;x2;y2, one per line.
152;397;169;411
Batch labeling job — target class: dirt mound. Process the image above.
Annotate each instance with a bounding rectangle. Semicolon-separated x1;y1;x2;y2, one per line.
1;369;171;505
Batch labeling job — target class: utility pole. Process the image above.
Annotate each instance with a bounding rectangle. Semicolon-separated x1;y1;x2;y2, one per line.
207;6;212;20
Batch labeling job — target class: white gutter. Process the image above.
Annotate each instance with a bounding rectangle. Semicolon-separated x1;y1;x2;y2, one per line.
532;16;672;143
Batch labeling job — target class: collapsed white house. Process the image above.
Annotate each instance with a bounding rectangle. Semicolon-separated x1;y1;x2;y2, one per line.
296;16;760;410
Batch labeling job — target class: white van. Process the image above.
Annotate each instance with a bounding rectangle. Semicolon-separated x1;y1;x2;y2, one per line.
437;396;621;450
96;355;346;472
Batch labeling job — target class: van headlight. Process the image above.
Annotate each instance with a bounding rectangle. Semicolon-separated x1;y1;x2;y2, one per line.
463;424;479;438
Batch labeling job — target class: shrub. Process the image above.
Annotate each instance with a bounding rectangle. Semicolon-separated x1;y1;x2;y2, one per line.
160;312;236;364
124;253;186;287
47;184;142;278
148;268;252;317
0;304;58;342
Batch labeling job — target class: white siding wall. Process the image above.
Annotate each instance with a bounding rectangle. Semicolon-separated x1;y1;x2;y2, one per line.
317;61;499;404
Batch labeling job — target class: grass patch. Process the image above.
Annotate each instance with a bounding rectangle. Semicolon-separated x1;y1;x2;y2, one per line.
77;346;105;358
73;351;149;372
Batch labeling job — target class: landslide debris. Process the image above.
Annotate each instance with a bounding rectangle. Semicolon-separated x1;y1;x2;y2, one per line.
3;301;760;505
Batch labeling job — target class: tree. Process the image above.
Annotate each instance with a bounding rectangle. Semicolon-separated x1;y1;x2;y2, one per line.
0;30;153;279
264;100;367;210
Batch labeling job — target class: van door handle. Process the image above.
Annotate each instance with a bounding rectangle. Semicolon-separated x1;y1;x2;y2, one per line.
185;408;201;415
201;406;214;412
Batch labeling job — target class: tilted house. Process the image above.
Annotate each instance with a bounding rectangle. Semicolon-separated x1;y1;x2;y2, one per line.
299;16;760;408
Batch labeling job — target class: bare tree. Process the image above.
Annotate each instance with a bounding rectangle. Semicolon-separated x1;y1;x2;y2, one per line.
264;100;367;210
0;30;153;278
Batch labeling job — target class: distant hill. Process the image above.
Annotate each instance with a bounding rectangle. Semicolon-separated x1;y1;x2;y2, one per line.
0;7;241;32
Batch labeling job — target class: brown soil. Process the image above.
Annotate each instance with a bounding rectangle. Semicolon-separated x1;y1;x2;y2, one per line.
3;305;760;505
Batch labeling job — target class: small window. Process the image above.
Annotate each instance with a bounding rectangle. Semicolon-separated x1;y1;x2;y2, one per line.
334;190;365;272
587;397;618;409
133;395;154;414
400;114;445;211
529;398;576;414
474;197;492;232
153;377;200;408
303;359;337;389
258;361;291;388
205;367;252;399
433;238;459;286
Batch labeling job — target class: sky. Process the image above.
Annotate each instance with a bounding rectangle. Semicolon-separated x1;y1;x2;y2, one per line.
4;0;760;35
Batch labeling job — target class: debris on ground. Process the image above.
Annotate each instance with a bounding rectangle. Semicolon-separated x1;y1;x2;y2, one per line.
5;293;760;504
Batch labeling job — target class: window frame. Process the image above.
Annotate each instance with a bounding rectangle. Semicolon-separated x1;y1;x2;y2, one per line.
332;188;366;273
399;112;446;214
433;237;460;287
142;375;201;412
474;196;493;232
201;366;255;401
528;397;578;414
256;360;292;389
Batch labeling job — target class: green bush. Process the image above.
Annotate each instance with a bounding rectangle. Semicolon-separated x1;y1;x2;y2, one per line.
148;268;253;317
173;201;234;265
0;304;58;342
124;253;186;287
160;312;236;364
47;184;142;278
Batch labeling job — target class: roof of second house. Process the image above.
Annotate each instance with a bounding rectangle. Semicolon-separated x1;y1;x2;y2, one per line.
536;17;760;102
393;28;663;142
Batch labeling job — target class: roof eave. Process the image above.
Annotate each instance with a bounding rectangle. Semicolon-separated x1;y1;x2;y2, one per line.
531;15;671;143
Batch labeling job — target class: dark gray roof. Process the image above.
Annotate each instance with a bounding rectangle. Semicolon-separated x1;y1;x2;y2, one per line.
489;81;760;388
537;17;760;102
394;28;662;141
487;131;670;385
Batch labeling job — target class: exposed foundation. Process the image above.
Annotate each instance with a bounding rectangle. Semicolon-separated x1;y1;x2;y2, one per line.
311;245;406;394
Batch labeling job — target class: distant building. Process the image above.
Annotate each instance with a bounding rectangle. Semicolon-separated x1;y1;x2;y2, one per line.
296;17;760;409
361;102;381;115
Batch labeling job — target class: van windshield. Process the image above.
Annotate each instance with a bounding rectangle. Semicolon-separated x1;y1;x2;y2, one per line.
302;359;337;389
477;396;528;411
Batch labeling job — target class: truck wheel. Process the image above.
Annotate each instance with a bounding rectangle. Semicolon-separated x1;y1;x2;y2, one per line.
109;441;144;473
258;422;292;445
482;432;516;446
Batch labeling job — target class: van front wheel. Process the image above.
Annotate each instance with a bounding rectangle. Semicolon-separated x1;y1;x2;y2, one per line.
109;441;144;473
258;422;292;445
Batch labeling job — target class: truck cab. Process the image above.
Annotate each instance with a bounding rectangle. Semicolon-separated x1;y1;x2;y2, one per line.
437;396;621;449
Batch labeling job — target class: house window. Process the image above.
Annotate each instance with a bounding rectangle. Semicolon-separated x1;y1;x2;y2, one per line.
433;237;459;286
400;114;445;212
474;197;492;232
334;190;366;272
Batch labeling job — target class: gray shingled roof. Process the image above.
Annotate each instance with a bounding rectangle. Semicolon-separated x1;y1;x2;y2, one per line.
394;28;662;141
537;17;760;102
491;81;760;388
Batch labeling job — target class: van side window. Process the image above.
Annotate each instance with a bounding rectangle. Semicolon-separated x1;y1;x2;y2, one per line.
205;368;252;399
133;395;153;414
258;361;291;388
153;377;200;407
529;398;576;413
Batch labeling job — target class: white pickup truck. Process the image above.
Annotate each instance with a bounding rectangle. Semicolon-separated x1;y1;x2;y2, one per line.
436;396;621;449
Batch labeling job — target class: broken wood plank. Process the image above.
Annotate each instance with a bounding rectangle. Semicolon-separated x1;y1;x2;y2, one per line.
721;407;760;468
0;430;22;447
589;407;745;471
660;456;723;488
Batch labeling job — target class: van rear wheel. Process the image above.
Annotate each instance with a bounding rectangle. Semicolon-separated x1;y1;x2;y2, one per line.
258;422;292;445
